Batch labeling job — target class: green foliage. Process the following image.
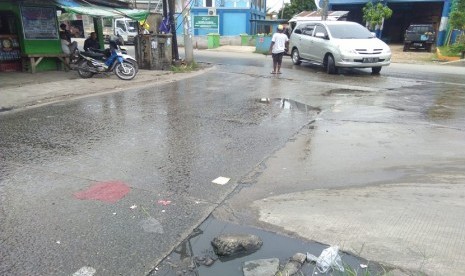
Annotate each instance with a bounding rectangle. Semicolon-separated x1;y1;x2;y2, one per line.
451;34;465;56
449;0;465;30
438;45;461;56
362;1;393;30
171;61;199;73
278;0;316;19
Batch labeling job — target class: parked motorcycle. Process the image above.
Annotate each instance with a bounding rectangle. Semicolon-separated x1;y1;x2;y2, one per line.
75;41;137;80
86;44;138;73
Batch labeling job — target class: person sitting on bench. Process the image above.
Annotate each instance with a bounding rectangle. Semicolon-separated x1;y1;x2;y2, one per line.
60;23;78;55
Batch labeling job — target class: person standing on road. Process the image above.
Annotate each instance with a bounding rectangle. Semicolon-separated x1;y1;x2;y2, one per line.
269;24;289;74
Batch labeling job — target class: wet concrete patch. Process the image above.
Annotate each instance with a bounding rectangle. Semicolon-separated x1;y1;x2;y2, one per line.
425;87;465;121
153;217;386;275
322;89;374;96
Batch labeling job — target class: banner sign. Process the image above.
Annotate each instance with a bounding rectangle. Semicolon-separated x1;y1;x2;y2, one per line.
193;16;219;29
21;6;59;40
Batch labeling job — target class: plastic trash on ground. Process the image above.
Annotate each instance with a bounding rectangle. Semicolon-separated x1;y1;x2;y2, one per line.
316;245;345;273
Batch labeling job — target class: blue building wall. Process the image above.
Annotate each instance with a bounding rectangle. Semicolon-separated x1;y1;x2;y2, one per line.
190;0;266;35
223;13;247;35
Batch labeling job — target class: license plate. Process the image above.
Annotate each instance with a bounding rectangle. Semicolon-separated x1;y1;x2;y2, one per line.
363;57;379;63
413;43;423;46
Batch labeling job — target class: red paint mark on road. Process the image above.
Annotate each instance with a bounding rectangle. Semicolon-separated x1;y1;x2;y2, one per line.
157;200;172;206
74;181;130;203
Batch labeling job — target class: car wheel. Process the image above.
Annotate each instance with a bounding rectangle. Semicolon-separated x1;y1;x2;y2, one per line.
372;66;382;74
291;49;301;65
426;44;432;52
403;43;409;52
326;54;338;74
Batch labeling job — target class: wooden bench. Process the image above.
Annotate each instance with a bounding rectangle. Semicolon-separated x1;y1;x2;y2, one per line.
22;53;71;74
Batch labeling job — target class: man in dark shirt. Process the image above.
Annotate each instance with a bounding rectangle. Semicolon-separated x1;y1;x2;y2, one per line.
84;32;101;51
59;23;72;43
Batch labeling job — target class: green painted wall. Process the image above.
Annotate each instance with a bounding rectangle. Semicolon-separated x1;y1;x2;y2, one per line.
1;2;63;72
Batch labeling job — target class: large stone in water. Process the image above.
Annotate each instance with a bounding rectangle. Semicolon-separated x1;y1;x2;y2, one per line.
211;234;263;256
291;252;307;264
277;253;307;276
278;261;301;276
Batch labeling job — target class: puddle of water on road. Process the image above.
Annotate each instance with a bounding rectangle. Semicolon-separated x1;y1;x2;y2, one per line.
257;98;321;114
153;216;387;276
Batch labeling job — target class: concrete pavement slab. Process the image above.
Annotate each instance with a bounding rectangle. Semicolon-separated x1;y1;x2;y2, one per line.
253;182;465;275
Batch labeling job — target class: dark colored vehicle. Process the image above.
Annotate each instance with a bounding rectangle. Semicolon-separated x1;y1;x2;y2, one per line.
403;24;435;52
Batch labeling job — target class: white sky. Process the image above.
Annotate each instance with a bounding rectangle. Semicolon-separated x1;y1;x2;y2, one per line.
267;0;290;12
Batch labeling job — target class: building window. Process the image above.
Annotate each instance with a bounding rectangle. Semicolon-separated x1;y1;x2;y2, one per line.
205;0;213;7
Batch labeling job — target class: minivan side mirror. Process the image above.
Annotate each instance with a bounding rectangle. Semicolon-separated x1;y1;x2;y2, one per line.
294;29;302;34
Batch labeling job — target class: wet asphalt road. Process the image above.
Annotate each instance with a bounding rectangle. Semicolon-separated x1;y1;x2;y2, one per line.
0;67;317;275
1;51;465;275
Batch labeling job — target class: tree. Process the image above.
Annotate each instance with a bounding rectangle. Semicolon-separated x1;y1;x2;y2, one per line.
449;0;465;57
362;0;393;31
449;0;465;31
278;0;316;20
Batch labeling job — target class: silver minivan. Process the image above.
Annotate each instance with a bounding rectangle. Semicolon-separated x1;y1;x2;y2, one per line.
289;21;391;74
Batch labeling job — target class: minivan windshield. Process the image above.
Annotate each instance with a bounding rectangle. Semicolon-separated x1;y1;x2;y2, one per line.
327;24;373;39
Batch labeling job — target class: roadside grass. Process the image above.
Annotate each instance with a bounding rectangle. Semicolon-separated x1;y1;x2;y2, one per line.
171;61;199;73
437;46;461;57
340;264;373;276
326;262;384;276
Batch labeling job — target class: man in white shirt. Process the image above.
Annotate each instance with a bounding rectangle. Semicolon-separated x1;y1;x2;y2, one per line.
269;24;289;74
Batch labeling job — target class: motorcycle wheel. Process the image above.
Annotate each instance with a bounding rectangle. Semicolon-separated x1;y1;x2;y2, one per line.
114;61;136;80
77;60;94;79
128;60;139;73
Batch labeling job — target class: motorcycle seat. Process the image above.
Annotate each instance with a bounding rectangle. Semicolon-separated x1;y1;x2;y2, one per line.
81;51;105;59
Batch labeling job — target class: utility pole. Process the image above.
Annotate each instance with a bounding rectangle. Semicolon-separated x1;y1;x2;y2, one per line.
182;0;194;63
162;0;168;17
168;0;179;60
322;0;329;21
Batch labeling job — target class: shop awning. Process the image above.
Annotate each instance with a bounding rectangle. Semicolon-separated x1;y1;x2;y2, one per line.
54;0;149;21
